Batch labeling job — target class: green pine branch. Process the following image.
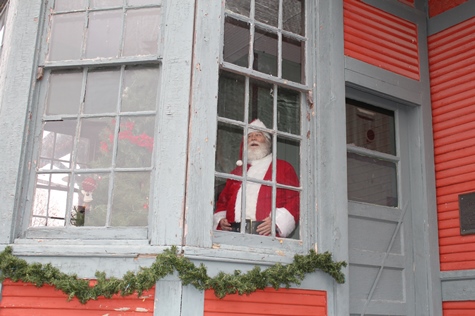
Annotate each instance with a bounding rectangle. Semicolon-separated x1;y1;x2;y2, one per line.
0;246;346;304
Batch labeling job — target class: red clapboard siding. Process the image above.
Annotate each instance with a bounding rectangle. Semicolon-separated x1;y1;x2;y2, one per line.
398;0;414;7
428;16;475;271
343;0;420;80
443;301;475;315
204;288;327;316
0;279;155;315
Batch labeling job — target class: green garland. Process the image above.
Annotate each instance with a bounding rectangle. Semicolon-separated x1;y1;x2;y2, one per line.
0;246;346;304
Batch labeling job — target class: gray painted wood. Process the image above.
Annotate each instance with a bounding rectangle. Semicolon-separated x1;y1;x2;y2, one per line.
0;0;43;244
154;278;184;316
428;0;475;35
314;0;349;315
149;0;195;246
363;0;425;21
441;270;475;301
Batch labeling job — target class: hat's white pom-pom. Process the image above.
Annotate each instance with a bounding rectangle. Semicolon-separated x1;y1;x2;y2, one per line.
236;160;243;166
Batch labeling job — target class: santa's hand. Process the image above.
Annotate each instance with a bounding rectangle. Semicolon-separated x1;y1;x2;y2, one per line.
219;218;232;231
256;217;272;236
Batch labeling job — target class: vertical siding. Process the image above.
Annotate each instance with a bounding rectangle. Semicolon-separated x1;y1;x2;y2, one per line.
204;288;327;316
428;0;469;18
429;17;475;271
0;279;155;315
443;301;475;315
343;0;420;80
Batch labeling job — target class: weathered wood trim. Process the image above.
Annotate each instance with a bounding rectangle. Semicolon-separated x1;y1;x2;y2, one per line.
441;270;475;301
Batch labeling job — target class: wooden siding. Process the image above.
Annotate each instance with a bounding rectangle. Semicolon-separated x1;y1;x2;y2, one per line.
429;17;475;271
0;279;155;315
343;0;420;80
443;301;475;315
429;0;469;18
204;288;327;316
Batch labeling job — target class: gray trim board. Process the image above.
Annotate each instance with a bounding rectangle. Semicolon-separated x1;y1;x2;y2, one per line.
362;0;425;22
428;0;475;35
441;270;475;301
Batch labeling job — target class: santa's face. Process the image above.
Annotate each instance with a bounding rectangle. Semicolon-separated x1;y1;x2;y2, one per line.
247;131;270;161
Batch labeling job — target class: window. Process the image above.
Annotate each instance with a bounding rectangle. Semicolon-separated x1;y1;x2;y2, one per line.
28;0;162;230
0;0;8;54
346;98;398;207
213;0;308;241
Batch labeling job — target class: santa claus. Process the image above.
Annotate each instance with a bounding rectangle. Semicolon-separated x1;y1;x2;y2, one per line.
213;119;300;238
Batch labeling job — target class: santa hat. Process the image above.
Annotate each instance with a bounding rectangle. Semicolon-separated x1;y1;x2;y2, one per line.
236;119;271;166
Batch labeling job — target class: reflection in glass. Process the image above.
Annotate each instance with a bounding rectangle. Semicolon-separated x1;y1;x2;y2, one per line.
347;152;398;207
46;71;82;115
253;28;278;77
215;122;243;174
40;121;77;171
123;8;161;56
74;173;108;227
218;71;245;121
346;99;396;155
277;87;300;134
121;65;160;112
223;17;250;67
85;10;122;59
78;117;113;169
116;116;155;168
225;0;251;16
282;36;303;83
84;69;120;114
283;0;304;35
111;172;150;226
48;13;85;61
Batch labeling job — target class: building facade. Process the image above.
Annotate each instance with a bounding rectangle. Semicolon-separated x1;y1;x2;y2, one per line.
0;0;474;315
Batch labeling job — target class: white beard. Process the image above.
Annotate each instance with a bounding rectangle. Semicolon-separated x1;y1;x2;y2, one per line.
248;141;271;162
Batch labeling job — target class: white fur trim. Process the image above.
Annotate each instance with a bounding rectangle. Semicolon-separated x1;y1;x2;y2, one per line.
275;207;296;238
235;154;272;222
213;211;227;230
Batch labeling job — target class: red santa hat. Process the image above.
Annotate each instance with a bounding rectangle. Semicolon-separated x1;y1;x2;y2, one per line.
236;119;271;166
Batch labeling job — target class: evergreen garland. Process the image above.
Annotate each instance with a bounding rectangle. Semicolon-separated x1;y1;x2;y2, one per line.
0;246;346;304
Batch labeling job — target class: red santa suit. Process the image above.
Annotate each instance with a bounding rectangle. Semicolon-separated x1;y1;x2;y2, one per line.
214;153;300;237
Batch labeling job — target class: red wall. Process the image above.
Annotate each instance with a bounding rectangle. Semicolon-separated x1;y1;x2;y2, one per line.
428;17;475;271
204;288;327;316
344;0;420;80
443;301;475;315
429;0;469;18
0;279;155;315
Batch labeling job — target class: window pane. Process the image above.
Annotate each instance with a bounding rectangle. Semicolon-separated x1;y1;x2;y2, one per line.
90;0;123;8
48;13;85;61
346;99;396;155
282;36;303;83
123;8;161;57
84;68;121;114
85;10;122;59
249;78;273;128
215;122;243;174
39;121;77;171
78;117;114;169
54;0;86;12
127;0;162;5
46;71;82;115
253;28;278;77
116;116;155;168
347;152;398;207
277;135;300;180
111;172;150;226
277;87;300;135
121;65;160;112
255;0;278;27
218;71;245;121
223;17;250;67
225;0;251;17
283;0;304;35
76;173;109;227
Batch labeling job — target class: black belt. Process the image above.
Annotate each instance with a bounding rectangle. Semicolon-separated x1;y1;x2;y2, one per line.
230;219;263;234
